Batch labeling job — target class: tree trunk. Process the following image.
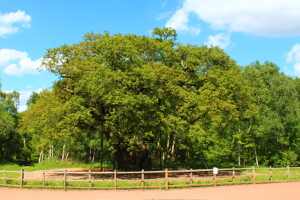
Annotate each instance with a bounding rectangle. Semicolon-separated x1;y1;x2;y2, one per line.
61;144;65;161
114;146;152;171
38;150;44;163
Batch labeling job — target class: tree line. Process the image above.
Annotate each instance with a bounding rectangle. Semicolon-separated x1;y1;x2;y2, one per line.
1;28;300;170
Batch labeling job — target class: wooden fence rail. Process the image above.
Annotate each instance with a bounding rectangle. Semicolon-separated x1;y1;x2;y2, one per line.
0;166;299;190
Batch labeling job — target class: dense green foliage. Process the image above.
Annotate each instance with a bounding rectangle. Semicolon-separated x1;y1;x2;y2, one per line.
0;83;23;163
2;28;300;169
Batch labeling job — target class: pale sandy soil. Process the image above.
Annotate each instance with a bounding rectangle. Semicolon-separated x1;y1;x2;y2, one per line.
0;182;299;200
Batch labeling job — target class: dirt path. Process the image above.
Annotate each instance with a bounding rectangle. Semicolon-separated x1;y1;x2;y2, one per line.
1;182;299;200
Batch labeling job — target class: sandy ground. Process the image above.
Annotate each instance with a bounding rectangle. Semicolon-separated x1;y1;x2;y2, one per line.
0;182;299;200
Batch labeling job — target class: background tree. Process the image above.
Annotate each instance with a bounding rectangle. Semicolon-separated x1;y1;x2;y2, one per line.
0;82;22;163
242;61;300;166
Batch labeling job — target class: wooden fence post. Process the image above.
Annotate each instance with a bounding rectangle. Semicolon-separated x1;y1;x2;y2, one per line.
232;167;235;183
114;169;117;190
287;166;290;181
165;169;168;190
63;170;67;191
4;170;6;185
252;166;256;184
43;171;45;186
88;169;91;189
269;166;273;182
213;173;216;187
20;169;24;188
141;169;144;188
190;168;193;185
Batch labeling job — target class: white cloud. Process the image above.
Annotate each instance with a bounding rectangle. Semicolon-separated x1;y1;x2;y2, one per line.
0;10;31;37
162;1;167;8
0;49;42;76
0;49;28;66
165;4;201;35
19;90;35;107
286;43;300;77
157;11;172;21
205;33;232;49
18;105;28;112
12;88;43;112
3;88;42;112
166;0;300;36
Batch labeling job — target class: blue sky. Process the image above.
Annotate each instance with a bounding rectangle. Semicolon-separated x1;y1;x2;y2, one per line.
2;0;300;111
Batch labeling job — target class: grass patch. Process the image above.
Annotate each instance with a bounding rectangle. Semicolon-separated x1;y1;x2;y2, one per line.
193;180;214;184
0;171;20;178
24;180;44;186
92;181;114;187
144;181;165;187
291;175;300;180
169;180;190;185
116;181;141;187
29;159;93;171
67;181;89;187
0;159;112;172
5;179;21;185
255;176;272;182
290;169;300;174
0;164;22;171
44;181;64;187
255;168;287;175
216;178;232;183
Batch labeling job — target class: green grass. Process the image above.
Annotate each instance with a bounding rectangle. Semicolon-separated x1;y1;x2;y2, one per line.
116;181;141;187
0;164;23;171
169;180;190;185
235;176;252;182
144;181;165;187
193;180;214;184
28;159;97;171
92;181;114;187
43;181;64;187
255;168;287;175
66;181;89;187
23;180;44;186
0;159;111;172
291;175;300;180
4;179;21;185
0;171;20;178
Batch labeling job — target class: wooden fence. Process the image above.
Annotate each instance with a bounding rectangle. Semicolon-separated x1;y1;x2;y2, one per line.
0;166;300;190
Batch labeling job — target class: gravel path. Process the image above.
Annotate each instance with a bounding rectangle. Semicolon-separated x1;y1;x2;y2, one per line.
0;182;299;200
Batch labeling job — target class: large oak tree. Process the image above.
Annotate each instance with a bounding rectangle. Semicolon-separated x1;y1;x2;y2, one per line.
21;28;254;170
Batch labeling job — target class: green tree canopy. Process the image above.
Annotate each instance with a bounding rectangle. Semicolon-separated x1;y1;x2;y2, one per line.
0;81;21;163
21;28;256;170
